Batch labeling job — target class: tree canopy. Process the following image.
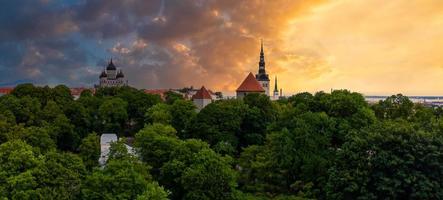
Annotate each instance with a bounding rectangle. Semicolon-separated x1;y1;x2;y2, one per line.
1;84;442;199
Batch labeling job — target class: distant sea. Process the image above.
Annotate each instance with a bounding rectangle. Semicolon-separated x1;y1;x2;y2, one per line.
365;96;443;106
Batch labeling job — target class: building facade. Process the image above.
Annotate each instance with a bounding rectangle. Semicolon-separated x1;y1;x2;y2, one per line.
98;59;127;88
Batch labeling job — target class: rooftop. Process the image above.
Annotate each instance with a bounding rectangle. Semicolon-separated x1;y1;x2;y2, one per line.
192;86;212;100
236;72;265;92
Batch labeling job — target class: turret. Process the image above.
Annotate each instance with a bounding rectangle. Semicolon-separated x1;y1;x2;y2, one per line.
99;70;107;79
116;70;124;79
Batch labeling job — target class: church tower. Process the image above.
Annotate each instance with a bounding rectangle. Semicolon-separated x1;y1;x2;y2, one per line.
273;76;279;99
255;40;270;96
97;59;128;88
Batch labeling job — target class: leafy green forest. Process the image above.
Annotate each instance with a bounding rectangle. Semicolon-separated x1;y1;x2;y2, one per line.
1;83;443;199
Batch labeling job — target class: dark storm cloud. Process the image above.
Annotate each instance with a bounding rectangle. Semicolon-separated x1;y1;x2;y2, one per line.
0;0;76;42
0;0;327;89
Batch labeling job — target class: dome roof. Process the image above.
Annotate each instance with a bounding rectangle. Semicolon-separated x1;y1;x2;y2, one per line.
106;59;117;71
116;70;124;78
99;71;107;78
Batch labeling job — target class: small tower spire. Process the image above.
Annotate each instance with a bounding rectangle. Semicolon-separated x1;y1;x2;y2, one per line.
274;76;278;92
273;76;279;99
260;39;264;54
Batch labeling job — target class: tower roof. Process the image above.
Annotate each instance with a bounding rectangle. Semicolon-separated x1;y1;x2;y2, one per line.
106;59;117;71
236;72;265;92
192;86;212;100
99;70;107;78
116;70;124;78
257;40;268;79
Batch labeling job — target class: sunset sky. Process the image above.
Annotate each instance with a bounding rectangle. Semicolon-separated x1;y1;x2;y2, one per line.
1;0;443;95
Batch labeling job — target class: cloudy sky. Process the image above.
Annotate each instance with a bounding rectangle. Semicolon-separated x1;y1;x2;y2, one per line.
1;0;443;95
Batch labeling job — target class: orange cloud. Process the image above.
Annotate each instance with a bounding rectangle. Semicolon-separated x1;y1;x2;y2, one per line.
280;0;443;95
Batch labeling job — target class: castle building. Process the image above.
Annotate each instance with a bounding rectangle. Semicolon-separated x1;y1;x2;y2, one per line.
192;86;213;110
98;59;127;88
255;41;270;96
236;72;265;98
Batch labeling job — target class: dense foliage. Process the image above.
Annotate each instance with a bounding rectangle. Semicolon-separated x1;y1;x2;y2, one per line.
1;84;442;199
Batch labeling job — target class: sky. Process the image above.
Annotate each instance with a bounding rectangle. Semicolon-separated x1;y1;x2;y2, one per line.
1;0;443;96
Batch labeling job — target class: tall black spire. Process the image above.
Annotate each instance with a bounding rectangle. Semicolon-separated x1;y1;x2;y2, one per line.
274;76;278;93
259;39;265;74
256;39;269;81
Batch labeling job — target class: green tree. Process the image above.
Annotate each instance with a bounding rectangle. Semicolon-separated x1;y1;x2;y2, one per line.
115;87;162;133
159;139;237;200
40;100;63;122
11;126;56;153
373;94;414;120
77;94;102;133
241;112;334;198
81;154;163;200
0;140;41;199
0;95;42;126
145;103;172;125
98;97;128;134
10;83;39;98
135;123;179;169
326;121;443;199
80;89;94;98
50;114;79;151
32;151;85;199
136;182;170;200
165;91;184;105
50;85;73;108
180;149;238;200
188;99;247;150
64;101;92;138
79;133;100;170
0;110;15;143
170;99;196;136
241;93;277;147
0;140;85;199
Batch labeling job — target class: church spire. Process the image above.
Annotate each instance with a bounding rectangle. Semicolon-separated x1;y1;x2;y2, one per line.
259;39;265;72
255;39;270;96
260;39;264;55
274;76;278;92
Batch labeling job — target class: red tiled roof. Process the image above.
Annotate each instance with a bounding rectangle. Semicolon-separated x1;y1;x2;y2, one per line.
192;86;212;100
70;88;94;96
236;72;265;92
144;89;170;100
0;88;13;94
